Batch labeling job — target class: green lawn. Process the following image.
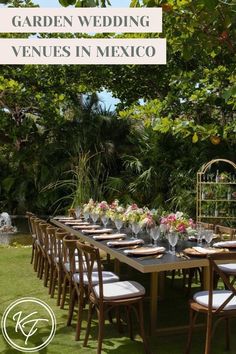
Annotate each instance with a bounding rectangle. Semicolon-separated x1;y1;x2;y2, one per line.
0;246;236;354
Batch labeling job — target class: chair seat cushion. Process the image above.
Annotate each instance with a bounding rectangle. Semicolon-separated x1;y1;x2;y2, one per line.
193;290;236;310
73;271;119;285
94;280;145;300
218;263;236;274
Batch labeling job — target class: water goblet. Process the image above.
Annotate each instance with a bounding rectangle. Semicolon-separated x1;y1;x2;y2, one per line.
204;229;213;248
150;226;160;247
91;212;99;224
131;222;142;239
101;214;109;228
196;224;203;244
75;206;81;219
114;218;123;233
168;232;178;255
83;211;90;222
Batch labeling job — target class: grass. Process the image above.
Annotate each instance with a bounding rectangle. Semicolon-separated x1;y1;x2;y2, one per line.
0;246;236;354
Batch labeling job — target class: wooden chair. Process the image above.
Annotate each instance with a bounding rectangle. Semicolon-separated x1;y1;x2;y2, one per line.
215;225;236;241
64;238;119;341
77;241;150;354
45;226;57;294
50;229;68;306
26;212;36;265
185;252;236;354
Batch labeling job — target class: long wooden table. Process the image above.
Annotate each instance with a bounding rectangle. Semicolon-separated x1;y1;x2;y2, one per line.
51;218;212;335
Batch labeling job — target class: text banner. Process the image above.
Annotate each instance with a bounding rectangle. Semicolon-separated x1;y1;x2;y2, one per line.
0;8;162;33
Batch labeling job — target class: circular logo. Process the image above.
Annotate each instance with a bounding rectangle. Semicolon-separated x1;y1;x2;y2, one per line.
1;297;56;353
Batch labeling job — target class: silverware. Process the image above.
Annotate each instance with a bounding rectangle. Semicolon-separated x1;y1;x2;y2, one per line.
176;252;190;260
137;254;164;261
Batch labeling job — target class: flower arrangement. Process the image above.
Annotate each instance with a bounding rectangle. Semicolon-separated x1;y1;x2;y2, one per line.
160;211;194;236
83;198;96;213
125;204;146;224
96;201;110;216
107;199;125;221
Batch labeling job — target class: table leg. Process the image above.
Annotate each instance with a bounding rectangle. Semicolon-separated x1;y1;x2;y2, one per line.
114;259;120;275
203;266;210;290
150;272;158;336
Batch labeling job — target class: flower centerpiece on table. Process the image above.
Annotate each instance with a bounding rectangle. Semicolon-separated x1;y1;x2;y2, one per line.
96;200;110;216
107;199;125;221
142;208;160;229
125;203;146;225
83;198;97;213
160;211;195;239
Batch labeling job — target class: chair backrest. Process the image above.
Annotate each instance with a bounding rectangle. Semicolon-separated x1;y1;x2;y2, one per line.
76;241;103;303
25;212;35;234
208;252;236;314
55;229;68;263
197;222;214;230
62;236;79;273
46;226;57;256
39;222;50;249
215;225;236;240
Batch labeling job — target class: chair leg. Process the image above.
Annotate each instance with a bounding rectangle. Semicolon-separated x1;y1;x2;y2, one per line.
48;265;54;295
126;305;133;340
57;270;63;306
67;288;76;326
185;308;198;354
205;313;213;354
60;277;68;309
39;257;45;279
43;259;49;287
138;300;150;354
75;294;84;341
30;242;35;264
51;269;57;298
97;308;105;354
84;302;94;347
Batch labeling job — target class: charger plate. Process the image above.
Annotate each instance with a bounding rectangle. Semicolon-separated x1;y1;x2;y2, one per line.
183;247;227;257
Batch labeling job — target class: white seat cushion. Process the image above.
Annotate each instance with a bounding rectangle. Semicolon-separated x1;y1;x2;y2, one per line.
193;290;236;310
94;280;145;300
72;271;119;286
219;264;236;274
64;261;98;272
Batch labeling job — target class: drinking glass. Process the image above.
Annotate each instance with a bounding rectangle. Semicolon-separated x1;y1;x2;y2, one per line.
150;226;160;247
131;222;142;239
91;212;99;224
114;218;123;233
75;206;81;219
168;232;178;255
83;211;90;222
196;224;203;244
101;214;109;228
204;229;213;247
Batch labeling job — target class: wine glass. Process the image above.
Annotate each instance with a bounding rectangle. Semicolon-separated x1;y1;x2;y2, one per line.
101;214;109;228
150;226;160;247
131;222;142;239
83;211;90;222
114;218;123;233
91;212;99;224
168;232;178;255
196;223;203;244
204;229;214;248
75;206;81;219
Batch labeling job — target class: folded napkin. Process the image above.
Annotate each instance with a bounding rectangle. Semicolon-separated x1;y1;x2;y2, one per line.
55;216;74;221
93;233;126;240
82;228;113;234
107;239;144;247
124;246;165;256
73;224;100;230
65;221;89;226
192;247;218;254
214;241;236;248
